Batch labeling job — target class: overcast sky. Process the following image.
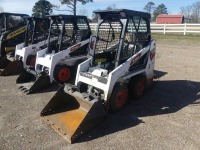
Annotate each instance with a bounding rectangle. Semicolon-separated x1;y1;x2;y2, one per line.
0;0;198;18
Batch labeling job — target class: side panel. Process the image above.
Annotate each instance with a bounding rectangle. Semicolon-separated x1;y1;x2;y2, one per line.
75;58;92;86
145;40;156;82
35;39;89;82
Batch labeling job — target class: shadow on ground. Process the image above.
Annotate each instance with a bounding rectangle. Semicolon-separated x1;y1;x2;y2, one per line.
23;77;76;95
77;73;200;142
33;84;61;94
154;70;168;79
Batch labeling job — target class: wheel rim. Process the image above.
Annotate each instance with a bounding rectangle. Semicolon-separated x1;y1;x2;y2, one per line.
27;56;36;67
58;67;70;82
136;79;145;96
115;89;127;108
30;57;36;67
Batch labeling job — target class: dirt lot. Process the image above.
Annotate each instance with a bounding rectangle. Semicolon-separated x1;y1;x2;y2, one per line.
0;34;200;150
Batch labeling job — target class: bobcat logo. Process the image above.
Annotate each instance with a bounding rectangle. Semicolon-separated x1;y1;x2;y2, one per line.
130;53;141;65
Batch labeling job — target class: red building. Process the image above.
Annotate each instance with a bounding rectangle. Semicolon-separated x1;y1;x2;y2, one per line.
156;14;184;24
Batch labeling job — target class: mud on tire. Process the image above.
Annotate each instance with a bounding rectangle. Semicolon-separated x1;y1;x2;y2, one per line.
109;83;128;111
129;75;146;99
26;55;36;67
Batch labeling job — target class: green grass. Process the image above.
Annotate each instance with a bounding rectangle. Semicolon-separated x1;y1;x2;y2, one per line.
152;33;200;42
91;30;200;43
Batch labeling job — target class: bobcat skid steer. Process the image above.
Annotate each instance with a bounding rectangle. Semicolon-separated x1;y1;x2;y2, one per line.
16;15;91;94
0;13;29;69
0;17;50;76
41;9;156;143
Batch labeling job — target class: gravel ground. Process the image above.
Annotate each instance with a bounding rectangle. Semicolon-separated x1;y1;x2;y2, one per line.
0;34;200;150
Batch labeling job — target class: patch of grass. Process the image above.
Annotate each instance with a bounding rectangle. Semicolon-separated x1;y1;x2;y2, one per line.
152;33;200;42
91;30;200;43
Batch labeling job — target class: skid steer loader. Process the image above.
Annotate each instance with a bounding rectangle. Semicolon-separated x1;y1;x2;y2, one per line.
41;9;156;143
0;17;50;76
0;13;29;68
16;15;91;94
0;13;29;35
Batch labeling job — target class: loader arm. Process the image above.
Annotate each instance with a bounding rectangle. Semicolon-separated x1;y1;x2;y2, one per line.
0;25;27;57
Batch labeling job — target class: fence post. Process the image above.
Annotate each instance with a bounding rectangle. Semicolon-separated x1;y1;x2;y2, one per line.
164;23;166;34
116;23;119;32
184;23;187;35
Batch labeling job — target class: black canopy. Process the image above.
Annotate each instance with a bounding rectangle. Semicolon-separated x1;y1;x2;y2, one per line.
46;14;87;20
94;9;151;20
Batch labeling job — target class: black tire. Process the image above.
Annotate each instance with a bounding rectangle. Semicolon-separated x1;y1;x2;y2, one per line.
129;75;146;99
0;56;10;68
26;55;36;67
53;64;72;84
109;83;128;111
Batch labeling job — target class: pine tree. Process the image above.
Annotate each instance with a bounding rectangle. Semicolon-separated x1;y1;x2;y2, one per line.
32;0;53;17
59;0;93;16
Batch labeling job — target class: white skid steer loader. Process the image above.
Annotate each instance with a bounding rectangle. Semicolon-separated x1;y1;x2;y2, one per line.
0;17;50;76
41;9;156;143
16;15;92;94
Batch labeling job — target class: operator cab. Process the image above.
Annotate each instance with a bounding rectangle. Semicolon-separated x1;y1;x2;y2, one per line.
0;12;28;34
24;17;50;47
90;9;151;72
46;15;91;55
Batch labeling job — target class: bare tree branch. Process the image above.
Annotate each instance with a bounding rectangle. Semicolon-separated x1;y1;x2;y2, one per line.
59;0;93;15
53;7;74;13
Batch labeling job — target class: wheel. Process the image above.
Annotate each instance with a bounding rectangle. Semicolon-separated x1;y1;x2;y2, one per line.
129;75;146;99
109;83;128;111
53;64;72;84
26;55;36;67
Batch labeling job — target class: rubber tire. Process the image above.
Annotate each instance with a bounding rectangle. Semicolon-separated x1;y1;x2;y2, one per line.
129;75;146;99
109;83;128;111
53;64;72;84
26;55;36;67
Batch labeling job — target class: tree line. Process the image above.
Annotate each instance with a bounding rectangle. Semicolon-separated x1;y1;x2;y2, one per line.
32;0;169;22
181;1;200;23
32;0;93;17
144;1;200;23
143;2;168;22
32;0;116;22
1;0;200;23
